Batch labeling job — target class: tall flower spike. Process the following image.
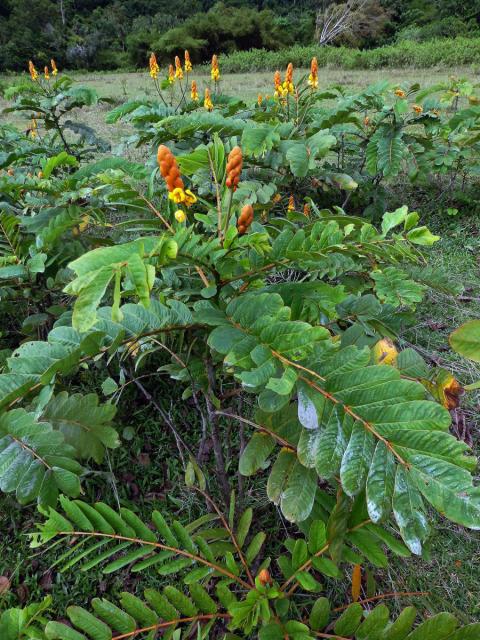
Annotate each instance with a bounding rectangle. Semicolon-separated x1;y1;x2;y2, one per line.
184;50;192;73
288;195;295;211
226;146;243;191
28;60;38;81
157;145;185;193
174;56;183;80
168;64;175;83
149;52;159;79
237;204;254;235
211;54;220;82
51;59;58;76
204;87;213;111
44;66;50;80
274;70;283;99
308;57;318;89
284;62;294;95
191;80;199;101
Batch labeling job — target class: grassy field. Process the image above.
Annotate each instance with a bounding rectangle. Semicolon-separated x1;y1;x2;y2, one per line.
1;67;479;622
1;65;476;134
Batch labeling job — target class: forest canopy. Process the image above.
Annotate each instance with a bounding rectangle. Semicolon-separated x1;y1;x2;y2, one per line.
0;0;479;71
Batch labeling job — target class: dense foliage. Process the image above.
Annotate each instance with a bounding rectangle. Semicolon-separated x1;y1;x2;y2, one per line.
1;0;480;71
0;58;479;638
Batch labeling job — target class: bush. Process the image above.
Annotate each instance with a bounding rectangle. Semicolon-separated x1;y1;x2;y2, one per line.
217;36;480;73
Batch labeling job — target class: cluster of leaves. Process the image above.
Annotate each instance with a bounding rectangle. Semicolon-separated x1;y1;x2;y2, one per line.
0;66;479;639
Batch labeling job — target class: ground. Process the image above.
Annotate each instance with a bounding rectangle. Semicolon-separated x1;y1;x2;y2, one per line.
0;66;479;621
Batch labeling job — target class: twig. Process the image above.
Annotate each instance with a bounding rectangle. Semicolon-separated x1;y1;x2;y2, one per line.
333;591;430;612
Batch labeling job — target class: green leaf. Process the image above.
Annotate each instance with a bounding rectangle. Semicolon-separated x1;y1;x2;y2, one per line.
42;152;78;179
67;606;112;640
41;392;118;464
392;467;429;555
340;423;375;497
406;227;440;246
366;442;395;523
0;409;82;506
406;612;457;639
239;433;275;476
449;320;480;362
309;597;330;631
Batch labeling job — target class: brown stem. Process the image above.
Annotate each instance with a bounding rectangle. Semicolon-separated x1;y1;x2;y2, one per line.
215;411;296;452
191;486;254;586
57;531;252;589
333;591;430;612
111;613;230;640
205;360;231;506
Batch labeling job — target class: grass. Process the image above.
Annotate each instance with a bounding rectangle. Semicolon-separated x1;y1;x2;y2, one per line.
0;67;479;623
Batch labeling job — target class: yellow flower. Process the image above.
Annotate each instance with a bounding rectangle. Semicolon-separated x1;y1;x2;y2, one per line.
308;57;318;89
149;52;160;79
211;54;220;82
44;66;50;80
184;189;197;207
28;60;38;81
51;59;58;76
168;187;186;204
204;87;213;111
191;80;199;101
413;104;423;114
174;56;183;80
394;88;406;99
287;195;295;211
257;94;263;106
185;50;192;73
168;64;175;83
174;209;186;223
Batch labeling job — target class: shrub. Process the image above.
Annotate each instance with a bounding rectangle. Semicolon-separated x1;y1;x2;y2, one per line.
217;37;480;73
1;57;479;639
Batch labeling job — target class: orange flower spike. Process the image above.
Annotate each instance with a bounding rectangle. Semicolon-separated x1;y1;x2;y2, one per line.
191;80;199;101
44;66;50;80
157;145;185;193
174;55;183;80
237;204;254;235
284;62;294;94
394;88;406;98
303;203;311;217
308;57;318;89
184;50;192;73
226;146;243;191
28;60;38;81
168;64;175;83
288;195;295;211
204;87;213;111
413;104;423;114
258;94;263;106
149;52;160;79
51;59;58;76
211;54;220;82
